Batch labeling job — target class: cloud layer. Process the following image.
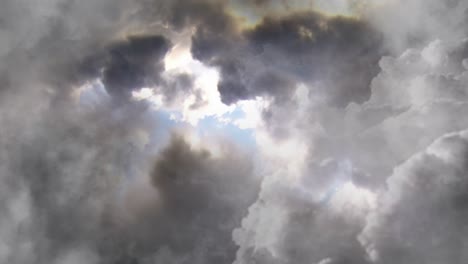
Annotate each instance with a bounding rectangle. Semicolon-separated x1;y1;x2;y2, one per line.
2;0;468;264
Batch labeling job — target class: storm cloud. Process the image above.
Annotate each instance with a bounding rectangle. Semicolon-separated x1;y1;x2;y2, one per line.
101;35;171;99
230;2;468;264
2;0;468;264
0;94;258;263
191;10;385;106
0;0;257;263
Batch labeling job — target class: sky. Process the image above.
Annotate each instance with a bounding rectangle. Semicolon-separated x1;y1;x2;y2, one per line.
1;0;468;263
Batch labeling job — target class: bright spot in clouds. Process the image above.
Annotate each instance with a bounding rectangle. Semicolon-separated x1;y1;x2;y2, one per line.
131;33;265;142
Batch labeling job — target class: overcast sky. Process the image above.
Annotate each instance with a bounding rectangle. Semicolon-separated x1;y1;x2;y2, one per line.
1;0;468;263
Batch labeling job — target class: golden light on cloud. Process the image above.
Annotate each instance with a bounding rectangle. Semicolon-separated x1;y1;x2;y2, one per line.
228;0;384;29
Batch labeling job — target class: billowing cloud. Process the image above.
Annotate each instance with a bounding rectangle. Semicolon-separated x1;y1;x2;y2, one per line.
233;25;468;264
191;10;384;106
144;136;259;263
359;130;468;264
0;93;258;263
232;162;374;264
2;0;468;264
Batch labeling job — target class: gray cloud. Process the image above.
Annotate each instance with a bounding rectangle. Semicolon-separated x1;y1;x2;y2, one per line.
101;35;171;99
232;162;372;264
233;28;468;264
367;0;468;52
143;136;259;263
359;130;468;264
0;0;202;104
0;92;155;263
0;1;259;263
191;10;384;106
3;0;468;264
0;94;258;263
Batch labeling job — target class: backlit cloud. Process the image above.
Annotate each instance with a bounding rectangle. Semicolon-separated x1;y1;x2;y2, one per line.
1;0;468;263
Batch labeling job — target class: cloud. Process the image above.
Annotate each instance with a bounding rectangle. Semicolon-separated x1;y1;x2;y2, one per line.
366;0;468;52
101;35;171;99
232;162;373;264
359;130;468;264
0;93;258;263
0;1;259;262
3;0;468;264
191;10;384;106
0;90;154;263
142;135;259;263
233;35;468;264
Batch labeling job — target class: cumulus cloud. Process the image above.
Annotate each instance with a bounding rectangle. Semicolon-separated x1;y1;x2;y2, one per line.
232;8;468;264
3;0;468;264
232;166;373;264
359;130;468;264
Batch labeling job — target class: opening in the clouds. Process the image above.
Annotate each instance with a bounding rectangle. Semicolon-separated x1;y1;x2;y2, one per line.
79;75;257;152
78;79;111;107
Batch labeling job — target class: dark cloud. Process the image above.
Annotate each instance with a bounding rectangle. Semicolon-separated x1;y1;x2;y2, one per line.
93;135;259;263
74;34;196;104
141;136;259;262
191;11;384;106
187;8;386;143
4;0;468;264
0;0;201;104
0;1;259;262
232;23;468;264
0;93;258;263
102;35;171;99
216;59;251;104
